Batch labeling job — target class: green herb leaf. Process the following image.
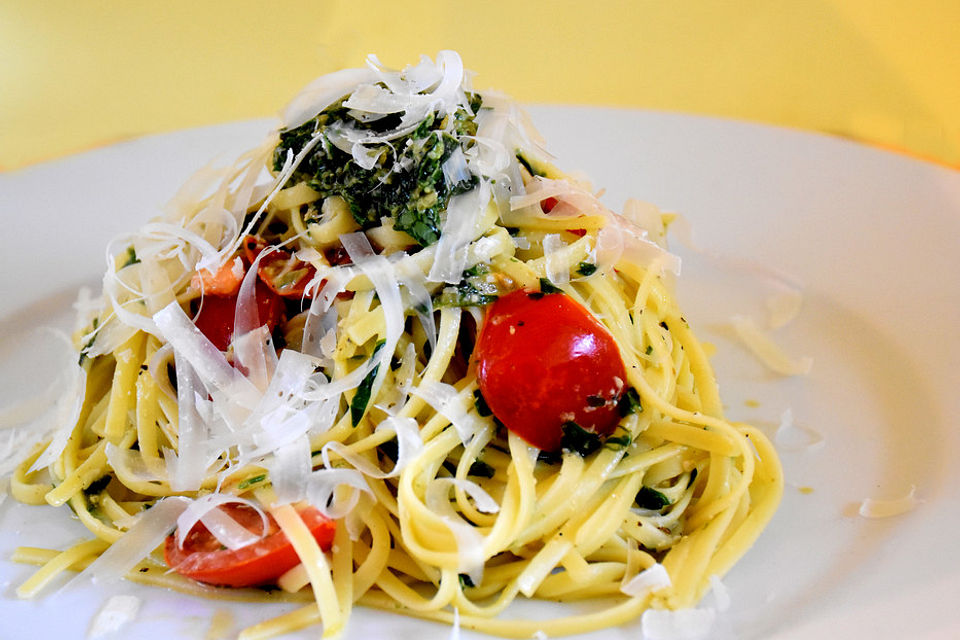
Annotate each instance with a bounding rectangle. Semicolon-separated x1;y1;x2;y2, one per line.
560;421;603;457
121;246;140;268
238;474;266;490
635;486;671;510
604;430;632;450
617;387;642;416
473;389;492;417
458;573;476;589
539;278;564;294
351;340;386;426
467;459;496;478
83;475;112;497
576;262;597;277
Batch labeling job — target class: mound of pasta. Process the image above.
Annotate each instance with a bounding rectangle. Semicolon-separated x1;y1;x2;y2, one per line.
8;52;782;638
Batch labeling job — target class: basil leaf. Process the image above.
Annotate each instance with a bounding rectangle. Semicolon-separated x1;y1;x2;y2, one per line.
350;340;386;426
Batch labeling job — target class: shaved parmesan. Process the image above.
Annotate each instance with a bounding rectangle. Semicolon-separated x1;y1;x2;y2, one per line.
641;607;716;640
765;289;803;329
706;575;731;612
729;315;812;376
859;485;922;518
267;435;312;505
542;234;569;285
412;380;486;446
175;494;268;550
88;594;141;638
305;468;372;519
0;330;89;474
774;409;823;452
621;562;672;597
282;67;377;130
322;416;422;479
424;477;494;581
428;182;492;284
70;497;190;587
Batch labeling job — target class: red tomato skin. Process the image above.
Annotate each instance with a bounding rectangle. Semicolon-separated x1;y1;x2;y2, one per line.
193;280;285;351
164;505;335;588
474;290;627;452
256;250;317;299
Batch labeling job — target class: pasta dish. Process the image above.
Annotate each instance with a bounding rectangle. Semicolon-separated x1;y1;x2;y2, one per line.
6;52;782;638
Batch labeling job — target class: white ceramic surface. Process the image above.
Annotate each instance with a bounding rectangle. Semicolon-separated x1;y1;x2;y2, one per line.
1;108;958;639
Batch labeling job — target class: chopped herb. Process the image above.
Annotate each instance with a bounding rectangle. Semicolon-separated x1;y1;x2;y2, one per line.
121;246;140;268
473;389;492;417
83;475;111;497
527;291;546;301
604;429;632;450
274;95;482;248
576;262;597;277
560;421;603;457
635;486;671;510
435;282;497;308
463;263;490;278
538;278;563;294
537;449;562;465
645;345;653;356
585;394;606;408
617;387;642;416
467;459;495;478
435;264;499;308
78;317;99;365
458;573;476;589
238;474;266;490
378;439;398;463
516;152;545;177
659;321;669;330
350;340;386;426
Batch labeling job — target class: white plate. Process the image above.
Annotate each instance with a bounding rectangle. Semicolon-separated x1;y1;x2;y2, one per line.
1;108;959;640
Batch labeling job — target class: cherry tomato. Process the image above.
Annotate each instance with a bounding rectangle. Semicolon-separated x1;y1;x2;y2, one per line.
474;289;627;451
243;235;316;299
164;503;335;588
257;251;316;299
193;279;284;350
242;235;267;264
190;257;245;296
541;196;559;213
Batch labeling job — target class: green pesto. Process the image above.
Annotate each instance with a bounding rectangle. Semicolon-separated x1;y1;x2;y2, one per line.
274;94;482;248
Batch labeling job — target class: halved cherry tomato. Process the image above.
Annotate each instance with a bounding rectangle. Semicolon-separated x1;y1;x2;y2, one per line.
474;289;627;451
164;503;335;588
541;196;559;213
243;235;317;299
257;251;316;299
190;257;246;296
193;279;284;350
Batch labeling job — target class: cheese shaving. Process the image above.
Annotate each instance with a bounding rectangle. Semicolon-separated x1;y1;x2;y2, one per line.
774;408;824;452
88;594;141;638
621;562;672;597
641;607;716;640
858;485;922;518
729;315;813;376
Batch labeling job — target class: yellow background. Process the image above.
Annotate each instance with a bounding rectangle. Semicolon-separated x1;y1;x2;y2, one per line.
2;0;958;171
